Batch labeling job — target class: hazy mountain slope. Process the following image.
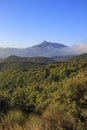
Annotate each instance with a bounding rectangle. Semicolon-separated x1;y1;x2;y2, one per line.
0;41;70;58
1;52;87;64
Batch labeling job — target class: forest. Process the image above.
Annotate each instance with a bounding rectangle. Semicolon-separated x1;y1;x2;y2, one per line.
0;54;87;130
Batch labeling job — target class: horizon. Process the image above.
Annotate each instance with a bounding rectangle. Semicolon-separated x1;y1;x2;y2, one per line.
0;0;87;48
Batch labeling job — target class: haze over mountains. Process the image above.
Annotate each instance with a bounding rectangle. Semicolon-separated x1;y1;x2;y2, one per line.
0;41;87;58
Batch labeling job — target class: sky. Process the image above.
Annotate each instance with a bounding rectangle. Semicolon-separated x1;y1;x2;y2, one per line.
0;0;87;48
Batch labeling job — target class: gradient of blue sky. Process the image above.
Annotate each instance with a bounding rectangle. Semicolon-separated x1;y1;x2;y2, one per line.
0;0;87;48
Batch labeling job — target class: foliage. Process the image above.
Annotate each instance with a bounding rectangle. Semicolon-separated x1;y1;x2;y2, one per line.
0;54;87;129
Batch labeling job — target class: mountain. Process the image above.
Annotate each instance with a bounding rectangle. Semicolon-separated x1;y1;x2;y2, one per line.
0;41;70;58
32;40;67;48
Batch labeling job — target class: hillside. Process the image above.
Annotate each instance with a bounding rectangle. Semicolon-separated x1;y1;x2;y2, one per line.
0;55;53;63
0;54;87;129
70;53;87;61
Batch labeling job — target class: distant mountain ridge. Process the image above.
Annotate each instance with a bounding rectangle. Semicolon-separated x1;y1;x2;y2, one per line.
0;41;70;58
0;55;53;63
0;53;87;63
32;41;68;48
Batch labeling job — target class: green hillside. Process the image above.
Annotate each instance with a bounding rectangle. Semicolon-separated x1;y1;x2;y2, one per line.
70;53;87;61
0;55;53;63
0;54;87;130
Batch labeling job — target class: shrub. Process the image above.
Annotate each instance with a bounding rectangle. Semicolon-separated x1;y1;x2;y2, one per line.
0;110;26;129
25;114;44;130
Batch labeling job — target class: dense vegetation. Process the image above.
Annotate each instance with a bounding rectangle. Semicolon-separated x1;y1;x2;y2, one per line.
0;54;87;130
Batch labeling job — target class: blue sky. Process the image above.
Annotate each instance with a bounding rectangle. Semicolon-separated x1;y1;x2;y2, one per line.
0;0;87;48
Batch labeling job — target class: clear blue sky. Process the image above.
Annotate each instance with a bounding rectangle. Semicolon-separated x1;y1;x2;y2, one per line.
0;0;87;48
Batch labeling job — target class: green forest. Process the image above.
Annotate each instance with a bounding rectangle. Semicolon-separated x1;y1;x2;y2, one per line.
0;54;87;130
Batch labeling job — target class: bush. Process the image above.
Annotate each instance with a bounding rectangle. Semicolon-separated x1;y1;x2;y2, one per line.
42;104;76;130
0;110;26;129
25;114;44;130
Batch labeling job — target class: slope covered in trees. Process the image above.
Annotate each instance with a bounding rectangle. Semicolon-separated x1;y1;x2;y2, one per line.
0;54;87;130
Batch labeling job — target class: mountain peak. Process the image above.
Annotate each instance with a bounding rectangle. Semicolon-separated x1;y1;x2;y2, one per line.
41;40;48;44
33;41;68;48
42;40;47;42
